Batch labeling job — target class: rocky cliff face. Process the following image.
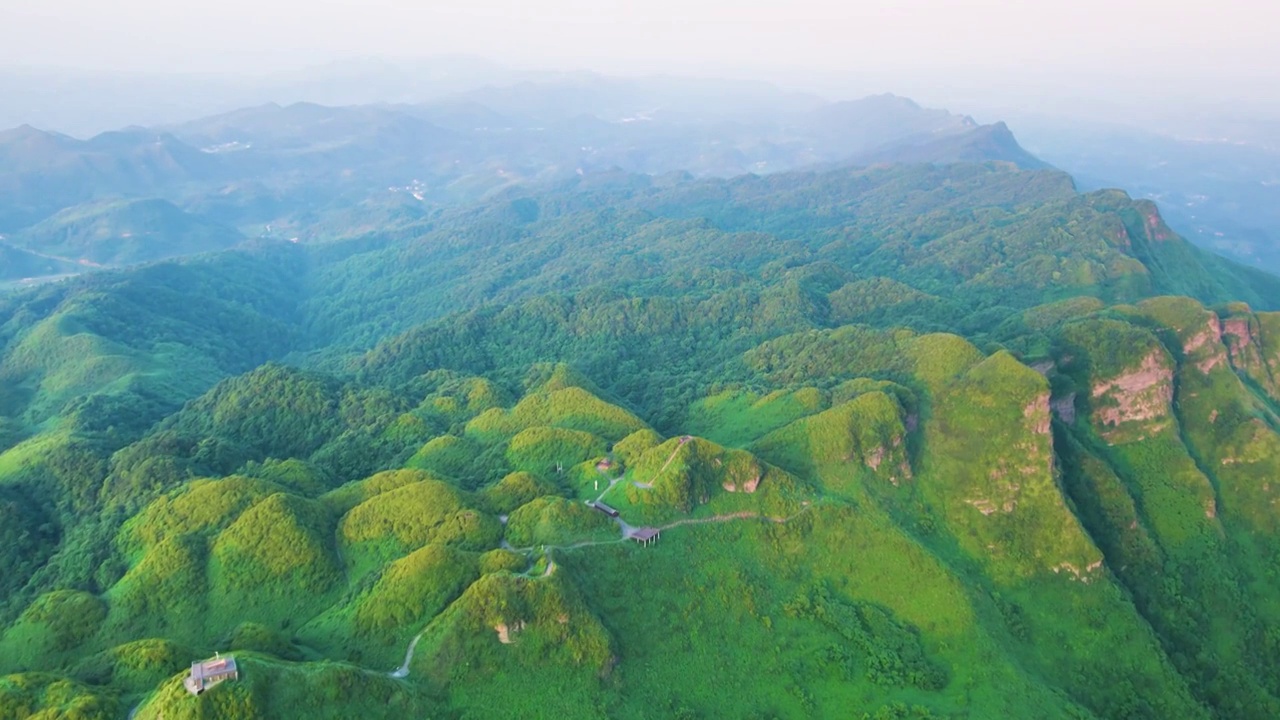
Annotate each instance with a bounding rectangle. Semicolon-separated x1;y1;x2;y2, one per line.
1218;307;1280;401
1090;348;1175;443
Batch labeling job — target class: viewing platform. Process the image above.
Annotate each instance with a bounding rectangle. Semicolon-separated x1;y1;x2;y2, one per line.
630;527;661;546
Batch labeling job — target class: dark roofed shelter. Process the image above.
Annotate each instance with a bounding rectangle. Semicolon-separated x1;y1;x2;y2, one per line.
591;501;620;517
184;654;239;696
632;527;660;546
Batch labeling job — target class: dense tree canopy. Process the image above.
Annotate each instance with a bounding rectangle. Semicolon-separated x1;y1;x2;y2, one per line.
3;161;1280;718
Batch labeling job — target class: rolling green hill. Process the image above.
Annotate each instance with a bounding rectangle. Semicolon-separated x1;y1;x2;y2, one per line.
11;198;244;266
0;125;219;232
4;157;1280;719
0;242;78;283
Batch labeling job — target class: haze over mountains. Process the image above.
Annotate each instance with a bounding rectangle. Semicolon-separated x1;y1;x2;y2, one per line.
0;79;1044;285
6;64;1276;287
1016;118;1280;271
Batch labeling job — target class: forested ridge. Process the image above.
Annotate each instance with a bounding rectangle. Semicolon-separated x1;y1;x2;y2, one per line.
4;160;1280;719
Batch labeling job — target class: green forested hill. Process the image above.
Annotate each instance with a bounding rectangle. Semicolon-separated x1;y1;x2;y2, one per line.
303;163;1280;351
0;243;78;283
0;126;220;232
11;198;244;266
0;89;1043;270
4;161;1280;719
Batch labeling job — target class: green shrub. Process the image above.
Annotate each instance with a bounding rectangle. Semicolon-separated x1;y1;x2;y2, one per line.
467;387;646;442
482;472;560;515
505;427;606;479
238;459;332;497
0;673;120;720
478;549;528;575
505;497;617;547
339;478;499;554
752;391;909;488
412;573;614;683
319;468;446;516
70;638;191;694
17;590;107;652
122;476;279;556
354;544;480;642
405;434;481;480
210;493;340;597
106;534;208;639
132;654;436;720
611;429;662;466
225;622;302;661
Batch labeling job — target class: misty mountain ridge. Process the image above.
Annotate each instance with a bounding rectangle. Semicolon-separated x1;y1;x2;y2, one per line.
0;85;1048;286
1016;116;1280;272
10;198;244;267
851;121;1050;169
0;241;80;284
0;125;219;232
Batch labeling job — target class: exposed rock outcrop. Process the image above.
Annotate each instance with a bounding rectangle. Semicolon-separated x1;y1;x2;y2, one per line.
1053;559;1104;583
1025;393;1051;435
723;473;761;494
1091;350;1173;437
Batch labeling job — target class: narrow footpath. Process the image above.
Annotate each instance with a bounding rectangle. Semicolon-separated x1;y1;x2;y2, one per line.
387;501;811;679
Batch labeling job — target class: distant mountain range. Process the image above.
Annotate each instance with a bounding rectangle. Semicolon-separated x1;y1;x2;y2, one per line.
0;242;79;283
0;125;218;231
1017;118;1280;271
10;198;243;266
0;84;1047;283
13;74;1272;289
3;61;1275;278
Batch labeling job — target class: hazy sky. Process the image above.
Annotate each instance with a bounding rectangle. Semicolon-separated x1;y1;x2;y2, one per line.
2;0;1275;80
0;0;1277;135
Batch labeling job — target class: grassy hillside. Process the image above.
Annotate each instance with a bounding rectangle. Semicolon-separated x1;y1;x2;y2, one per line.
3;319;1269;717
5;161;1280;718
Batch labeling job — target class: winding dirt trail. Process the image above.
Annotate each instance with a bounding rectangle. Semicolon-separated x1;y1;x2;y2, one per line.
596;435;689;503
644;436;691;487
390;634;421;678
655;511;759;530
649;505;811;533
593;471;622;504
387;501;812;680
506;535;629;554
